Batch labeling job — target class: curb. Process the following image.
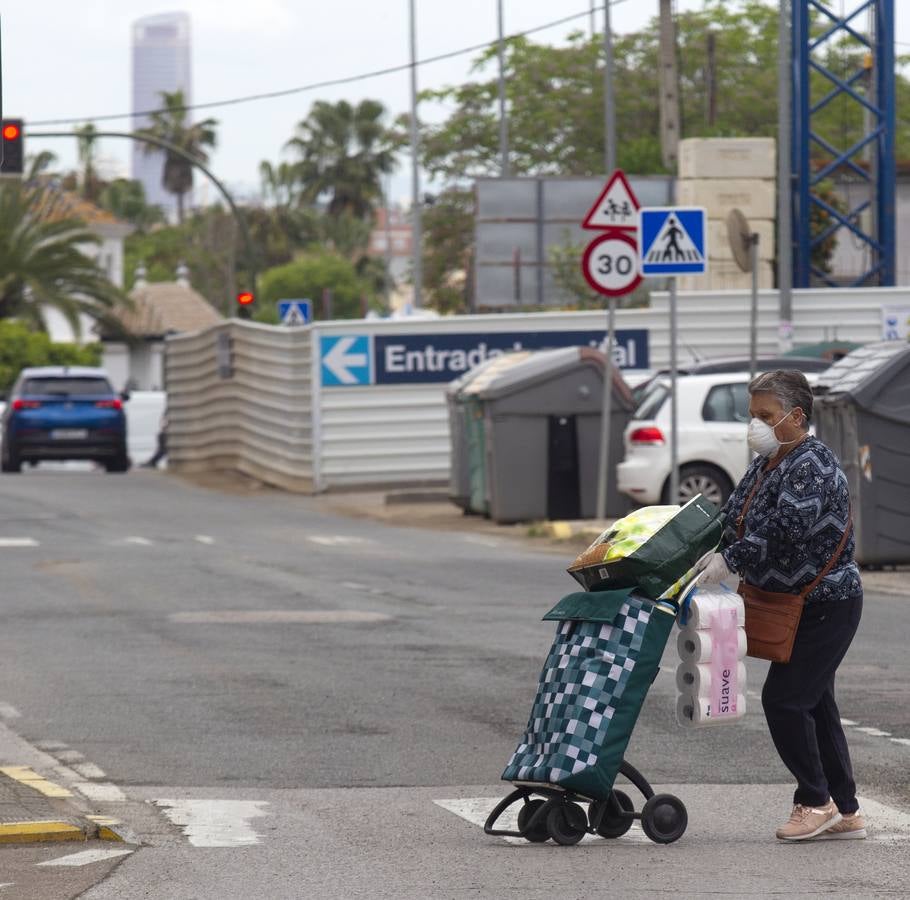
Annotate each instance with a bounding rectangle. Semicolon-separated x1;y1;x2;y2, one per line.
0;766;133;846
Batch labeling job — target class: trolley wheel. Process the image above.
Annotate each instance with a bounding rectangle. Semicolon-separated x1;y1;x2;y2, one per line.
517;799;549;843
590;789;635;839
641;793;688;844
546;801;587;846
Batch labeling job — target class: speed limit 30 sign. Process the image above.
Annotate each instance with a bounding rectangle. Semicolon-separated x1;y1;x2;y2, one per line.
581;232;643;298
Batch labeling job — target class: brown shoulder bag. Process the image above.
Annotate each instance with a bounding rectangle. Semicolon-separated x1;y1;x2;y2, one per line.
733;464;853;664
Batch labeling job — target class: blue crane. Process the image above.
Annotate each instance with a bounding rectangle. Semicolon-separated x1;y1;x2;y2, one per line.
791;0;895;287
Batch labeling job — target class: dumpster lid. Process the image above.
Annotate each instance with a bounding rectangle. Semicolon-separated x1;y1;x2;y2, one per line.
455;350;533;397
472;346;633;406
815;341;910;412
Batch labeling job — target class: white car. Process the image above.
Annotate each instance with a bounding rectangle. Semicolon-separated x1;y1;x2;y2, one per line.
616;372;818;507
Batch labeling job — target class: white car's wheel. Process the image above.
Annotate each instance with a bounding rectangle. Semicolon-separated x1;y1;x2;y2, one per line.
664;464;732;507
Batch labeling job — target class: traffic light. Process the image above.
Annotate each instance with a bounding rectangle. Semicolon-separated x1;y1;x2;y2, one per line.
236;291;254;306
0;120;24;175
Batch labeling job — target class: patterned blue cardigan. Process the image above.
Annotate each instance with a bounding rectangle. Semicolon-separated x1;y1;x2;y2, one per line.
719;436;862;604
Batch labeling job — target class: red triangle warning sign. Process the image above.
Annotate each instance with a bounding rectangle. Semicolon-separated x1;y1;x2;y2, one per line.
582;170;640;232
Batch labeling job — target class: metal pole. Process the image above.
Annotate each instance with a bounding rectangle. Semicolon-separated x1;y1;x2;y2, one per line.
497;0;509;177
750;235;759;381
669;280;679;504
595;296;616;521
777;0;793;350
408;0;422;309
603;0;616;174
383;174;393;311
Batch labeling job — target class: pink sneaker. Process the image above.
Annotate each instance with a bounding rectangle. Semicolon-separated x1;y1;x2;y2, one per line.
776;800;841;841
810;810;867;840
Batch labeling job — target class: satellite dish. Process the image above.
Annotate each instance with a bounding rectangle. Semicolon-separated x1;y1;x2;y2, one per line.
726;207;755;273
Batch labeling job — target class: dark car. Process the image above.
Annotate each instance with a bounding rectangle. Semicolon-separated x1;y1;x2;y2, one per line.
1;367;129;473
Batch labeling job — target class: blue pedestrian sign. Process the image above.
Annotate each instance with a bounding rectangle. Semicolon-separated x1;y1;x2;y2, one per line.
278;299;312;326
638;207;708;276
320;335;372;386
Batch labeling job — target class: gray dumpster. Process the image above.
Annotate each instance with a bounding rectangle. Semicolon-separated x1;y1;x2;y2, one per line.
447;352;533;514
474;346;634;523
814;341;910;566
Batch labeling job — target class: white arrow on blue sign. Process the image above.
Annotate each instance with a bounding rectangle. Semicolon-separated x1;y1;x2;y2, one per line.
320;335;372;386
278;299;312;326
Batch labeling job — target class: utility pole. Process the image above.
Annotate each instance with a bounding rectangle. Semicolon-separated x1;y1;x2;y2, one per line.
603;0;616;174
497;0;509;176
706;32;717;128
658;0;680;170
777;0;792;349
408;0;422;309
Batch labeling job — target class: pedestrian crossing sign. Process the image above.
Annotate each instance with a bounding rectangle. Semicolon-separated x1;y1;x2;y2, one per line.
638;207;708;276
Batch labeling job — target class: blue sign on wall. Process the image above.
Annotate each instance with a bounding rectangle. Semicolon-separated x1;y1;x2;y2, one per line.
372;329;649;385
278;299;312;325
320;335;372;386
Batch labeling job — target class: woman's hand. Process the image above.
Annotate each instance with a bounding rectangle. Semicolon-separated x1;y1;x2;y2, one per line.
701;551;736;586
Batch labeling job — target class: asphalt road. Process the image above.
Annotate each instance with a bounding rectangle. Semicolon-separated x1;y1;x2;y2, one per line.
0;469;908;898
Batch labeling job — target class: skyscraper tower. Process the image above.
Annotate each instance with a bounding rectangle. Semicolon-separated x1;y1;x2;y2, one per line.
131;12;192;219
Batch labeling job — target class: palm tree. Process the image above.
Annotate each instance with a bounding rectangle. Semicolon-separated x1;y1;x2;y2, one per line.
75;123;101;203
286;99;398;219
135;90;217;223
0;180;129;338
258;159;299;209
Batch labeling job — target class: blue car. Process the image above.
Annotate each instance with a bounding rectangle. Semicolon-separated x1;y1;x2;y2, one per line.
1;367;130;473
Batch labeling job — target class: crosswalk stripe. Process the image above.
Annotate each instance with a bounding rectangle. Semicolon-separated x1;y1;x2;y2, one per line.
154;799;269;847
0;538;38;548
38;848;133;867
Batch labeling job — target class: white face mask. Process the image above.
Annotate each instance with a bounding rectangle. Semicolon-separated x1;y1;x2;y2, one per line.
747;410;802;457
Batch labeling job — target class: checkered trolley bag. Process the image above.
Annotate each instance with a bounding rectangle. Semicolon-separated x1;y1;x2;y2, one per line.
483;588;688;845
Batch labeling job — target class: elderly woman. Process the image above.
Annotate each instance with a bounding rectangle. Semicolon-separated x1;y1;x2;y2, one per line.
702;370;864;842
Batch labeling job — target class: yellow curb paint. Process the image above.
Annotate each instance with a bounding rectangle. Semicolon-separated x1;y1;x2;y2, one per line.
87;816;126;842
0;821;85;844
547;522;573;539
0;766;72;798
97;826;125;842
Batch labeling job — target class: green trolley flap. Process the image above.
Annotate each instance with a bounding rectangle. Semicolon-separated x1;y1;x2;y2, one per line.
544;588;641;623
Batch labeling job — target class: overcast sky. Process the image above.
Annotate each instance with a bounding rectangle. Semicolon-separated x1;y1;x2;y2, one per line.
5;1;909;206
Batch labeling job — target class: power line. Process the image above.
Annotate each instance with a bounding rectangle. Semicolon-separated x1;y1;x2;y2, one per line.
29;3;632;128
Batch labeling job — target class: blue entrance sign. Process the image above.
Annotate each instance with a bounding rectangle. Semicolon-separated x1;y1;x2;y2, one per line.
320;335;372;386
639;207;707;276
373;329;648;385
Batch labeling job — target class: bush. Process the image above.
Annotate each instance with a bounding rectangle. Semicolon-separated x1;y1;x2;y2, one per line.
0;321;101;394
253;249;374;323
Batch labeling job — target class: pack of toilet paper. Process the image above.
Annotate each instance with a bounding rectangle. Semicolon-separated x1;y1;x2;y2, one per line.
676;587;747;727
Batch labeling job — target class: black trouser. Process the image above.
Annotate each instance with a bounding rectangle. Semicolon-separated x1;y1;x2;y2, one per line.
761;593;863;814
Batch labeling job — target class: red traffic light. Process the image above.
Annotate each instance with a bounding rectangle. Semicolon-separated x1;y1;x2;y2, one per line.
2;123;19;141
236;291;255;306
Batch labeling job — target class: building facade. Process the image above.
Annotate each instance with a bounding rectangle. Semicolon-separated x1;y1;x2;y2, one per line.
131;12;192;220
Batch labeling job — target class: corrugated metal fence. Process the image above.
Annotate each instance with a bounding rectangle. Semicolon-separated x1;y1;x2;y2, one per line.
165;286;910;492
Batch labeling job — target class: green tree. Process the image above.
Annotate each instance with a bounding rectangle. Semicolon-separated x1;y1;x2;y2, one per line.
421;189;474;314
254;249;375;323
0;181;129;337
0;320;101;394
99;179;165;230
286;99;398;218
135;90;218;223
75;123;102;203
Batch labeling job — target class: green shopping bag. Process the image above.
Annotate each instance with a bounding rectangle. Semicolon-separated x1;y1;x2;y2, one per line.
567;494;722;600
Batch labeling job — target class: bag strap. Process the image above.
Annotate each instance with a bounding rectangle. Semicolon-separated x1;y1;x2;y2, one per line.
736;454;785;540
798;511;853;599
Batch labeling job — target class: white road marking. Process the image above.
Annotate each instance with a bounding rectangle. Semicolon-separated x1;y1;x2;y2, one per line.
433;797;647;846
35;740;68;751
0;703;21;719
461;535;502;548
72;762;106;780
840;718;858;726
154;799;269;847
124;536;152;546
854;726;892;737
195;535;215;545
0;538;38;548
436;794;910;844
0;884;14;890
38;848;133;867
75;782;126;802
170;609;391;625
307;535;373;547
56;749;85;763
890;738;910;747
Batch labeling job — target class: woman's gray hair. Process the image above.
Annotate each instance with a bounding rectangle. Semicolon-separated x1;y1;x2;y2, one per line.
748;370;813;426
